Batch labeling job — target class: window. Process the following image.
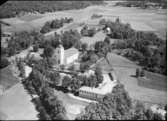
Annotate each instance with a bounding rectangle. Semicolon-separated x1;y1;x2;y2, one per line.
58;60;60;64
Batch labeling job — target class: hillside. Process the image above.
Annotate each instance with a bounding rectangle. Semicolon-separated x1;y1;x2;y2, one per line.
0;0;104;18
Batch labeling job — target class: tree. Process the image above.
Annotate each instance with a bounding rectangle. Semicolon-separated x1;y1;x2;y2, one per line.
40;86;66;120
95;66;103;84
40;22;51;34
80;62;90;72
43;45;54;58
0;57;10;69
81;43;88;52
62;76;71;88
140;68;145;77
70;78;81;92
33;44;39;52
61;30;81;49
136;68;140;77
104;36;110;45
131;101;147;120
49;72;60;86
95;41;111;64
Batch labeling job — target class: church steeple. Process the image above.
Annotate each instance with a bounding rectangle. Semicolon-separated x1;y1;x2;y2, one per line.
57;37;64;65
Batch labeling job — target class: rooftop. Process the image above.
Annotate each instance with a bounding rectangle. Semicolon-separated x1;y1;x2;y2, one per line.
65;47;79;58
79;74;117;95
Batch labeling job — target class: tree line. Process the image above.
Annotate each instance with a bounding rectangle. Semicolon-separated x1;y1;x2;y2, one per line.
22;59;67;120
40;17;73;34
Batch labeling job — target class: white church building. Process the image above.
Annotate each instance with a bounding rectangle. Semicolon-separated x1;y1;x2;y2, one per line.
52;44;79;66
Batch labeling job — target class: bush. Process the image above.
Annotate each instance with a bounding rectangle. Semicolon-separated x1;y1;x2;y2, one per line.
33;44;39;52
140;68;145;77
136;68;140;77
0;57;10;69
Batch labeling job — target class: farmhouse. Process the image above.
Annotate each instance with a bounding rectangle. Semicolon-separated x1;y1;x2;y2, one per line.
52;43;79;66
79;73;117;101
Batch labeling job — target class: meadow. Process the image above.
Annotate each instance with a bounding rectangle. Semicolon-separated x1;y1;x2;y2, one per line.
2;2;167;39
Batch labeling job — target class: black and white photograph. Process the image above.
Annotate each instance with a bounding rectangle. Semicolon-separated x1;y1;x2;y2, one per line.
0;0;167;120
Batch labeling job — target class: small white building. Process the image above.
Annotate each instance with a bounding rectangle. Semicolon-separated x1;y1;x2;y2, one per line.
24;65;32;78
52;44;79;66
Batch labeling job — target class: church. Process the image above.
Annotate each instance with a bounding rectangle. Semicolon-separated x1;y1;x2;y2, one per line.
52;43;79;66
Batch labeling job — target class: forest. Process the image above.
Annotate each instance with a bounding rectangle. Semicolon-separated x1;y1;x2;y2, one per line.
0;1;104;18
40;17;73;34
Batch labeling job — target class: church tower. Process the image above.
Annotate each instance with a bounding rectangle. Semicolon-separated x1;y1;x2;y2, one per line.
57;38;64;65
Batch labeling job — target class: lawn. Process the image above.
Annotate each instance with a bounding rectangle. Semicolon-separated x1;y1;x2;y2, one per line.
96;52;167;106
53;90;89;120
0;83;38;120
81;31;106;46
18;14;43;22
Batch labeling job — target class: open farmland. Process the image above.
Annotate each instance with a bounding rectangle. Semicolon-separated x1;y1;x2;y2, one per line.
18;14;43;22
0;65;19;90
97;53;167;107
2;1;167;39
0;83;38;120
81;31;106;46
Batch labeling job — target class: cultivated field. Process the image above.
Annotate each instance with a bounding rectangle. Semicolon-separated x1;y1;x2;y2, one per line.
0;83;38;120
2;1;167;39
103;53;167;107
0;65;19;90
81;31;106;46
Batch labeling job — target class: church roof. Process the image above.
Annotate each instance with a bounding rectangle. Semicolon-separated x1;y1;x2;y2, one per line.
65;47;79;58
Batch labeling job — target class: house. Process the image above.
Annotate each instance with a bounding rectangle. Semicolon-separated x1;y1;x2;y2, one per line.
52;43;79;66
24;65;32;78
79;73;117;101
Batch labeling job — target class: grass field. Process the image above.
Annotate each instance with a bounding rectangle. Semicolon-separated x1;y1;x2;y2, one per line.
0;83;38;120
0;65;19;90
138;77;167;91
97;53;167;106
2;2;167;39
81;31;106;46
18;14;43;22
53;90;89;120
